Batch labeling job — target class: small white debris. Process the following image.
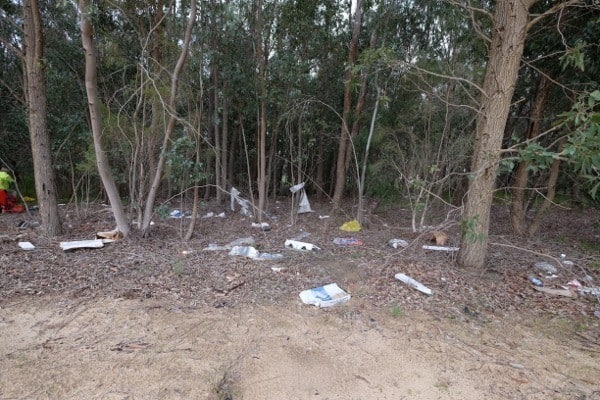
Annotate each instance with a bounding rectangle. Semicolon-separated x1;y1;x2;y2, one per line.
18;242;35;250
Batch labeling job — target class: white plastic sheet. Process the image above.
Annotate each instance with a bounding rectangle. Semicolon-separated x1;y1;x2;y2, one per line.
299;283;351;308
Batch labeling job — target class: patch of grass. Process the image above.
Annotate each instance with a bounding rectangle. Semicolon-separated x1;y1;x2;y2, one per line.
555;235;568;244
390;304;404;318
171;260;185;275
587;260;600;271
348;251;363;259
574;321;587;333
579;240;600;253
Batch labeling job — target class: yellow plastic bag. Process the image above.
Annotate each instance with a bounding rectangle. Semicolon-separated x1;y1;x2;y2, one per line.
339;219;361;232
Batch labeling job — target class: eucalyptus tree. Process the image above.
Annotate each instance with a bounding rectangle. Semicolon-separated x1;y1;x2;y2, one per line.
457;0;598;269
331;0;364;211
0;0;63;236
508;3;600;236
79;0;130;235
140;0;197;236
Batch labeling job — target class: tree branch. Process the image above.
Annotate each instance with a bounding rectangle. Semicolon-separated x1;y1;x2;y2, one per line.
0;37;24;61
526;0;583;32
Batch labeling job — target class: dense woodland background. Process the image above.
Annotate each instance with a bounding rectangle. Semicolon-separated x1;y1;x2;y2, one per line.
1;0;599;268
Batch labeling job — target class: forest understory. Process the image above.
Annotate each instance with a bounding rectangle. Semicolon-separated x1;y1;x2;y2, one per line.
0;199;599;399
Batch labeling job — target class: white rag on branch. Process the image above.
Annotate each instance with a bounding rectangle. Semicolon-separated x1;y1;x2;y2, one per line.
289;182;313;214
230;187;253;217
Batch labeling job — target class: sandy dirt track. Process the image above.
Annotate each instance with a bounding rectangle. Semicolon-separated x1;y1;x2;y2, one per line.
1;296;599;400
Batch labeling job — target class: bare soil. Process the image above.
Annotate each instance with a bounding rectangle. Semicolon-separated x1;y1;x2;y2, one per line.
1;200;599;399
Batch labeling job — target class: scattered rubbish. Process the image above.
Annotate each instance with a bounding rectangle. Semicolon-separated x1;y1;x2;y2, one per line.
532;286;576;298
258;252;285;261
96;229;123;241
228;237;256;247
534;261;557;275
203;237;257;252
529;277;543;287
271;266;286;272
17;220;39;229
285;239;320;251
318;215;330;220
422;245;459;252
230;187;253;217
333;237;363;246
509;363;525;370
291;231;311;240
18;241;35;250
228;245;260;259
430;231;448;246
579;287;600;298
228;245;284;261
251;222;271;231
299;283;351;308
169;209;184;218
559;254;574;266
201;211;227;218
202;244;228;251
566;279;582;289
60;239;106;251
394;273;432;295
339;219;361;232
388;239;409;249
289;182;314;214
583;275;595;284
594;310;600;319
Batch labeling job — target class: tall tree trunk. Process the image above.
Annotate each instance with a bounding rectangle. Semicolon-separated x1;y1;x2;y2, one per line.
23;0;62;237
510;74;551;235
332;0;362;210
140;0;196;236
254;0;277;221
147;0;165;204
343;30;377;180
220;83;229;203
79;0;129;235
213;63;223;204
458;0;535;269
185;110;203;241
228;123;239;186
315;133;326;199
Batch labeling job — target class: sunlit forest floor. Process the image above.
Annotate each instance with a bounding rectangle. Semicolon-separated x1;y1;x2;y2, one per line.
1;199;599;399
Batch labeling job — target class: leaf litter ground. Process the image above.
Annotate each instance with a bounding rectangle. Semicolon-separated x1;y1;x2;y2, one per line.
0;200;599;399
